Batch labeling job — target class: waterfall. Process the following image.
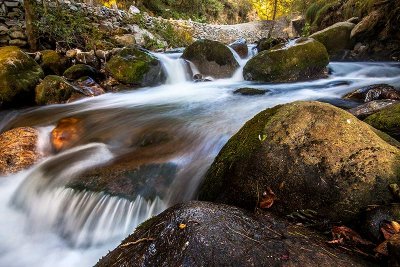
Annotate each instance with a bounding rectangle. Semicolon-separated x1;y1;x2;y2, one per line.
155;52;190;84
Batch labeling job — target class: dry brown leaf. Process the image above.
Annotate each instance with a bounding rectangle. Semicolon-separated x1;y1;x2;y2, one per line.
178;223;186;230
259;187;276;209
330;226;373;246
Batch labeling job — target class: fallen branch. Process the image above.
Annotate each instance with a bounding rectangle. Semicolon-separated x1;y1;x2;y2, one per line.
119;237;155;248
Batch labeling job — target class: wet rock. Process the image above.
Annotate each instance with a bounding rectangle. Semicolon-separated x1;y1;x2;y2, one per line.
51;117;85;152
0;46;44;107
74;76;105;96
348;100;399;119
96;201;370;267
192;73;212;83
350;10;383;41
35;75;76;105
388;234;400;267
182;39;239;79
0;127;40;175
199;101;400;222
63;64;100;81
360;204;400;242
255;37;286;53
105;46;165;86
233;87;269;96
343;84;400;103
75;50;100;69
364;103;400;140
40;50;70;76
229;38;248;58
309;22;355;60
243;38;329;83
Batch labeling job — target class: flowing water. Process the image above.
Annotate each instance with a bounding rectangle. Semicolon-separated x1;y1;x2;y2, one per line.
1;47;400;267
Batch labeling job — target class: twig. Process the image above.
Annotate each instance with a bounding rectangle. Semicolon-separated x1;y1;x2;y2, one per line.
119;237;155;248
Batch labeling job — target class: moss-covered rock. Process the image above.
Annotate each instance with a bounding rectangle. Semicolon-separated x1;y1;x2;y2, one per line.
63;64;99;81
0;46;44;107
243;38;329;83
105;46;165;86
96;201;370;267
364;103;400;140
35;75;76;105
40;50;70;76
182;39;239;79
309;22;355;60
255;37;286;53
199;101;400;222
0;127;41;175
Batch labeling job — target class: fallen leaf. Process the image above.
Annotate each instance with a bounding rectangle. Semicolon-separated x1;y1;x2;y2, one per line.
330;226;373;246
178;223;186;230
259;187;276;209
392;221;400;233
374;240;389;256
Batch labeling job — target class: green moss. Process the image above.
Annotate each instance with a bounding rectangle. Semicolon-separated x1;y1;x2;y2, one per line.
40;50;70;76
63;64;98;80
35;75;75;105
243;38;329;83
183;39;237;66
0;46;44;107
364;103;400;139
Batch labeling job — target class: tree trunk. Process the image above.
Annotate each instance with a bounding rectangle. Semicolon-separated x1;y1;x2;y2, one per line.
272;0;278;20
24;0;38;51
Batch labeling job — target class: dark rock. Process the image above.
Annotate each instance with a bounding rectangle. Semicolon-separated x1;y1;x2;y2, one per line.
348;100;399;119
182;39;239;79
256;37;286;53
364;103;400;140
343;84;400;102
96;201;370;267
229;38;248;58
35;75;76;105
192;73;212;83
244;38;329;83
0;46;44;107
0;127;41;175
74;76;105;96
105;46;165;86
388;234;400;267
63;64;100;81
199;101;400;222
233;87;269;96
40;50;71;76
75;50;101;69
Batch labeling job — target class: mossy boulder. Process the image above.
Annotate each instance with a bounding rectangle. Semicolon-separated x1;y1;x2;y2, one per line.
35;75;76;105
256;37;286;53
105;46;165;86
182;39;239;79
199;101;400;222
0;127;41;175
364;103;400;140
40;50;70;76
243;38;329;83
309;22;355;60
0;46;44;107
96;201;369;267
63;64;100;81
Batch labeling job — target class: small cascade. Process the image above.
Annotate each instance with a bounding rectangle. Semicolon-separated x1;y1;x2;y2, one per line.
155;53;190;84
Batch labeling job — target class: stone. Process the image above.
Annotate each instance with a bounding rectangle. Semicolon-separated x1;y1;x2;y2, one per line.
4;1;19;8
8;39;26;47
96;201;370;267
0;46;44;107
113;34;136;47
199;101;400;222
233;88;269;96
51;117;85;152
229;38;248;58
105;46;165;86
128;5;140;15
0;127;40;175
9;30;26;39
343;84;400;102
74;76;105;96
364;103;400;140
0;25;8;35
75;50;100;69
40;50;70;76
35;75;76;105
351;10;383;40
243;38;329;83
255;37;286;53
309;22;355;60
182;39;239;79
63;64;100;80
348;100;399;119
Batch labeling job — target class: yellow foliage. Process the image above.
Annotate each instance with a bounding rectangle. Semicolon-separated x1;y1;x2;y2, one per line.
103;0;117;8
252;0;294;20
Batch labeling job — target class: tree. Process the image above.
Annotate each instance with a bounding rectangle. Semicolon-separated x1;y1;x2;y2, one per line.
24;0;38;51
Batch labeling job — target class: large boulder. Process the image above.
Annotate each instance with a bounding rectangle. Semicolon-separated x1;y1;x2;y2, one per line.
40;50;70;76
0;127;41;175
0;46;44;107
63;64;100;81
348;100;399;119
309;22;355;60
343;84;400;103
105;46;165;86
35;75;76;105
364;103;400;140
96;201;369;267
199;101;400;222
182;39;239;79
229;38;248;59
350;10;383;41
243;38;329;83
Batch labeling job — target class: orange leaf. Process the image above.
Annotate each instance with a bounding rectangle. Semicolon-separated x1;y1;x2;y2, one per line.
259;187;276;209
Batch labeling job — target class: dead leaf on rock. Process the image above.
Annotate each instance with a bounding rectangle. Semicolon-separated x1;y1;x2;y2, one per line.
329;226;373;247
178;223;186;230
259;187;276;209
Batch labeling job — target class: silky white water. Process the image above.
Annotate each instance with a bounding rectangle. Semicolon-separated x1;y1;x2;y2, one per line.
0;48;400;267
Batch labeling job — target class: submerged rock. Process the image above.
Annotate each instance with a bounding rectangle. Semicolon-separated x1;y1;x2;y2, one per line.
199;101;400;222
105;46;165;86
63;64;100;81
0;46;44;107
243;38;329;83
40;50;70;76
96;201;369;267
348;100;399;119
309;22;355;60
51;117;85;152
182;39;239;79
343;84;400;103
233;87;269;96
0;127;40;175
364;103;400;140
35;75;76;105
